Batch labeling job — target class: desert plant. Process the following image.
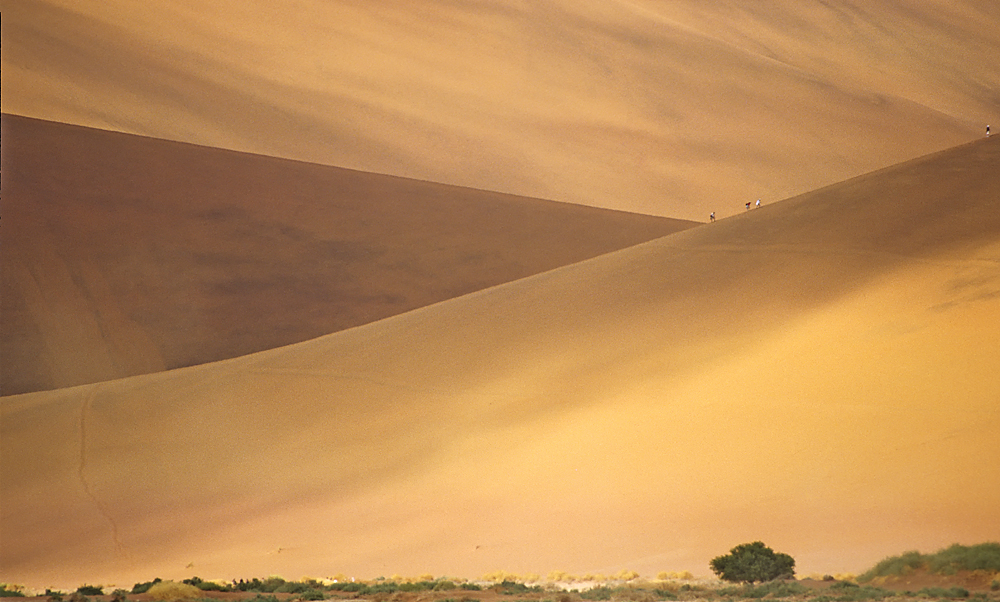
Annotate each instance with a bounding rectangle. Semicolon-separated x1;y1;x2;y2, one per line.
146;581;202;601
657;571;694;581
860;544;1000;582
710;541;796;583
917;587;970;599
0;585;26;598
132;579;163;594
718;581;808;599
863;551;924;580
927;544;1000;574
814;585;895;602
76;587;103;596
580;586;615;601
111;589;129;602
45;590;65;602
499;580;542;595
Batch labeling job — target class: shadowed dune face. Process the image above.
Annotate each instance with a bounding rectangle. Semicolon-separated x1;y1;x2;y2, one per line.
1;114;691;395
4;0;999;219
3;138;998;588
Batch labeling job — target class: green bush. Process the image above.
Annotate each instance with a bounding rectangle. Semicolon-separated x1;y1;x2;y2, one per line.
146;582;202;601
498;581;542;595
234;578;287;593
296;590;326;601
399;581;437;592
276;582;310;594
710;541;796;583
860;544;1000;581
718;581;808;599
76;586;104;596
927;544;1000;574
815;585;895;602
0;585;26;598
580;586;615;601
132;579;162;594
916;587;970;599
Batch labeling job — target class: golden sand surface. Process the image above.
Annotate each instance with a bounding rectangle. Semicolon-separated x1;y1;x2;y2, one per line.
3;137;998;589
2;114;690;395
4;0;998;220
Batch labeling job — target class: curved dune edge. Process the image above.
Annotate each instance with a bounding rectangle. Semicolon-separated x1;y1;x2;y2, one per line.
1;113;692;395
4;0;998;220
3;137;998;589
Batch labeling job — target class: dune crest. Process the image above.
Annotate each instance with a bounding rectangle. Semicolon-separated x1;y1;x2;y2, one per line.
4;0;998;219
3;137;998;589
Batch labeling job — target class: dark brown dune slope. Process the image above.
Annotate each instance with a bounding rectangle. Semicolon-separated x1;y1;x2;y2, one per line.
1;114;694;395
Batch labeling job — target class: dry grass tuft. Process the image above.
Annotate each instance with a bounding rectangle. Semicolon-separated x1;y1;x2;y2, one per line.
146;581;202;601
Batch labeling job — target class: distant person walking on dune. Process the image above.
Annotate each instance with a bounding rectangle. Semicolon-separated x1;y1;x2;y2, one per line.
746;201;751;211
710;212;716;222
756;199;761;208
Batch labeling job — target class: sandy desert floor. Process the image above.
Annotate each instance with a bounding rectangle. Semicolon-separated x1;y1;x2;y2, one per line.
2;0;1000;593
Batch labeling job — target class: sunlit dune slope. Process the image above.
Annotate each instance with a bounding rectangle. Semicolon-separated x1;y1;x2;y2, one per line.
1;114;690;395
4;137;998;588
4;0;998;219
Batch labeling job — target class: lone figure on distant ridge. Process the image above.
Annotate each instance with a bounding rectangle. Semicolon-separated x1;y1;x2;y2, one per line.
710;212;716;222
756;198;761;209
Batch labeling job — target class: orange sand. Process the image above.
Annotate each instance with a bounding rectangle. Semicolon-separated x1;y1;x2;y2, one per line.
3;137;998;589
3;0;1000;591
4;0;998;219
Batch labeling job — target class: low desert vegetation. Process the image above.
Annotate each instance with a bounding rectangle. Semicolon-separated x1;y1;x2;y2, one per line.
860;544;1000;582
0;586;26;598
710;541;796;583
145;581;202;601
8;545;1000;602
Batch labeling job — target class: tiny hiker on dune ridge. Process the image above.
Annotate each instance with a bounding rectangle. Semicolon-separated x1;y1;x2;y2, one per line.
710;212;716;222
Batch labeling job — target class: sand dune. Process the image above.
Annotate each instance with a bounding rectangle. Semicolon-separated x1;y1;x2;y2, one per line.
3;137;998;589
1;114;690;395
4;0;998;219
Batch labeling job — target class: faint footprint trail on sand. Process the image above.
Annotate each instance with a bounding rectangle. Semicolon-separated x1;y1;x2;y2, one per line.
79;385;127;558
